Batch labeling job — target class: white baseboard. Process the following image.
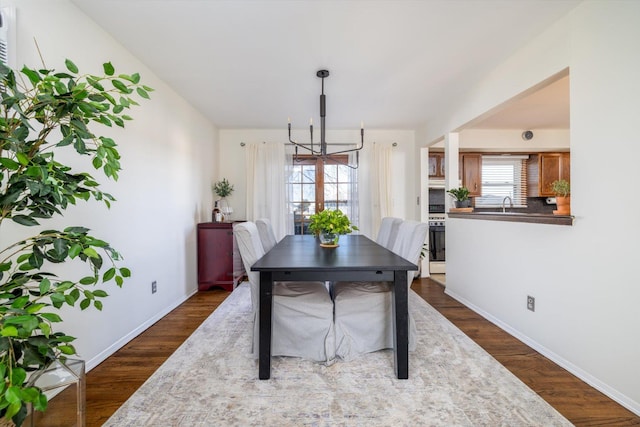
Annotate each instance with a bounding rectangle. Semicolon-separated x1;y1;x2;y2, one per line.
429;261;446;274
420;258;430;278
445;288;640;417
85;289;198;372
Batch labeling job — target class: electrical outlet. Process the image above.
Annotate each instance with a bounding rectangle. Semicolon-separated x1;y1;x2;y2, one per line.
527;295;535;312
151;281;157;294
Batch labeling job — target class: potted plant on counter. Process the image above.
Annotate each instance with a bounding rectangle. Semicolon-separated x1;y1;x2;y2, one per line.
551;179;571;215
447;186;472;209
308;209;358;247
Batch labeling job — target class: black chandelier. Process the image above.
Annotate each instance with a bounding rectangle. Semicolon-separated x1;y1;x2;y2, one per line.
288;69;364;169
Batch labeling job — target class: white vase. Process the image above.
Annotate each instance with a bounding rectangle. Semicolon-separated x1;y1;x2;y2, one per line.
218;198;232;221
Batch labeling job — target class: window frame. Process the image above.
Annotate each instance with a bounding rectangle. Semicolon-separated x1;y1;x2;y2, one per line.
288;154;351;235
475;155;528;208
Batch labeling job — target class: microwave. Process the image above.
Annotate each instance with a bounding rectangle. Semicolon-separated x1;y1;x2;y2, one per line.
428;188;446;213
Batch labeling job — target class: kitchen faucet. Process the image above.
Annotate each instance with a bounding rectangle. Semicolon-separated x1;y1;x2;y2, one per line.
502;196;513;213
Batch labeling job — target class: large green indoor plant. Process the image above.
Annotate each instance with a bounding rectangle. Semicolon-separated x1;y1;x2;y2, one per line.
308;209;358;246
0;58;151;425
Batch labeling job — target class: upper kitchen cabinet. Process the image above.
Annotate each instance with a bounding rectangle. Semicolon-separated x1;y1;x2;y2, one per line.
460;153;482;197
428;152;445;178
528;152;570;197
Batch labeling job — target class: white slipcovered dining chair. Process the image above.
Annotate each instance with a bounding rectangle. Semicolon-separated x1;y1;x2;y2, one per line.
333;220;428;360
255;218;278;252
234;222;336;364
376;217;403;250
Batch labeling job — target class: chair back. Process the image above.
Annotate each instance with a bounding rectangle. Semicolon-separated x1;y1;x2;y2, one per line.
391;220;428;286
255;218;278;252
233;222;265;311
376;217;403;250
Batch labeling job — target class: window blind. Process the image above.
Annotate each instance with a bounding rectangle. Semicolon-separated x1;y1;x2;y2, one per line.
475;156;528;208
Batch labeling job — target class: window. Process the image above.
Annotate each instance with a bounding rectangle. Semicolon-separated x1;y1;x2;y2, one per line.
475;156;528;208
287;155;356;235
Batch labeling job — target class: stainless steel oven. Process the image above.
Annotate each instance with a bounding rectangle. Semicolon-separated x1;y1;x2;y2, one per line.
429;218;445;262
428;214;445;274
428;188;446;274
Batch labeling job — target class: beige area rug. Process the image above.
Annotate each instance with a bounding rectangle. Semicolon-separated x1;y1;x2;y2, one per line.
105;283;571;426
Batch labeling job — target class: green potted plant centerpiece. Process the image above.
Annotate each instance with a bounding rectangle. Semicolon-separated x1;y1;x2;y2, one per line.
551;179;571;215
447;186;472;209
0;57;151;426
308;209;358;247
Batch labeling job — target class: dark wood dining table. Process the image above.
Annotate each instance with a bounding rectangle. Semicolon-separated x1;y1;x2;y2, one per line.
251;234;418;380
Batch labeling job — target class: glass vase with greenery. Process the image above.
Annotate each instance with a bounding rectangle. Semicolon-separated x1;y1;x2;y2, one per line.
212;178;234;220
308;209;358;245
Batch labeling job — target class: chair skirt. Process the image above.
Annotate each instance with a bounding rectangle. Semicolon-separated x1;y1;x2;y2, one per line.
252;281;336;364
333;281;416;361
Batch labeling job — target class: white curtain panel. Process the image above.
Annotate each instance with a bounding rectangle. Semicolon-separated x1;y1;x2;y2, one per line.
371;143;393;235
348;151;359;230
284;148;294;235
245;142;288;240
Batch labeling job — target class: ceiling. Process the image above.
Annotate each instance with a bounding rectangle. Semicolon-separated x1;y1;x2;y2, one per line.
469;73;570;130
70;0;578;131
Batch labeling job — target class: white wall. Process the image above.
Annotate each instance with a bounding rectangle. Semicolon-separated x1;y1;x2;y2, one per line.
3;0;217;370
435;1;640;414
10;1;636;413
217;129;417;239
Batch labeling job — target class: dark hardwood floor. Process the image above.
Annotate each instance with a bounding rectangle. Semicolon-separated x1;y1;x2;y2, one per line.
45;278;639;426
411;278;640;426
85;289;230;426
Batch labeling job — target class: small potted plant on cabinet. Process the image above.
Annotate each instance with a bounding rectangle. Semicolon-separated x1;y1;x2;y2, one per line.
212;178;234;221
308;209;358;247
447;186;472;210
551;179;571;215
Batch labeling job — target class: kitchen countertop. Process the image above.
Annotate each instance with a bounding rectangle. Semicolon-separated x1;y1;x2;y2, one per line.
447;211;574;226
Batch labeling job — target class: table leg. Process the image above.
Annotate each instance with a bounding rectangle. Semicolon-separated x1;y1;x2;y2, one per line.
392;270;409;379
259;271;273;379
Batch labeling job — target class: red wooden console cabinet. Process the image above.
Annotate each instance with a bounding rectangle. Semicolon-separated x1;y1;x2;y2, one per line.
197;222;245;291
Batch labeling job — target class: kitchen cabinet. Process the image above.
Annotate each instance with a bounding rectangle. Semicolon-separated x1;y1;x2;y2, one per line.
428;152;445;178
197;222;245;291
527;152;570;197
460;154;482;197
